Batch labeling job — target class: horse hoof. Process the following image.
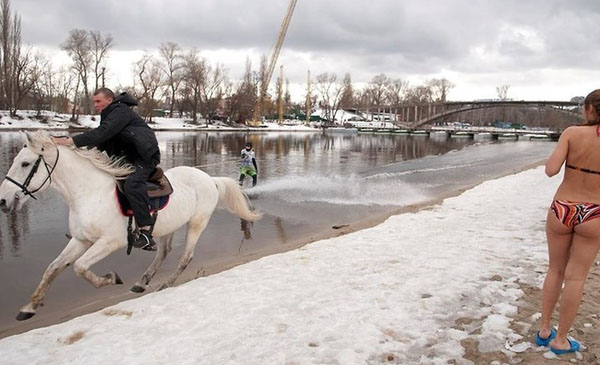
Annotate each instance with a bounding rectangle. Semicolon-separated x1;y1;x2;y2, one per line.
103;272;123;285
130;284;146;293
16;311;35;321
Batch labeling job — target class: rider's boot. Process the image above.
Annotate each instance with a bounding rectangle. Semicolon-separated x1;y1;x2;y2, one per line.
252;175;257;187
239;174;245;187
132;228;157;251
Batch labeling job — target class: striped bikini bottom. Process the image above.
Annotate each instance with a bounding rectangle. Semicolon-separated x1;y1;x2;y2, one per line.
551;200;600;228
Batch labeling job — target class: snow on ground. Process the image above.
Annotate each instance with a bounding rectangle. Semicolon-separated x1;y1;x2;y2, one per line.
0;167;558;364
0;111;318;131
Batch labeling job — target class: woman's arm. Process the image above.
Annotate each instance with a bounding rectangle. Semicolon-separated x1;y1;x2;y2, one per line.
545;128;570;177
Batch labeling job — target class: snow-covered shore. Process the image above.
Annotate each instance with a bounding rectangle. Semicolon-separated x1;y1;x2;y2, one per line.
0;166;563;364
0;111;319;132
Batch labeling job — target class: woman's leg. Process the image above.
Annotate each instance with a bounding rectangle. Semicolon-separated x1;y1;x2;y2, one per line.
551;218;600;350
539;209;572;338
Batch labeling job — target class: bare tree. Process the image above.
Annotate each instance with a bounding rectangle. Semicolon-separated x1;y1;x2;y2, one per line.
405;84;433;103
53;66;75;113
304;71;316;125
427;78;454;102
253;54;270;121
70;73;80;121
133;53;163;122
227;58;257;123
62;29;92;114
26;52;50;116
200;63;226;124
159;41;183;117
0;0;26;115
386;78;409;121
496;84;510;100
366;73;389;106
89;30;113;91
315;72;345;123
219;79;235;123
181;49;205;123
33;57;53;114
0;0;13;110
284;78;291;116
339;73;354;109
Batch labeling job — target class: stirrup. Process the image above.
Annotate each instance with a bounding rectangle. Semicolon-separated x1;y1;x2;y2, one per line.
132;230;156;251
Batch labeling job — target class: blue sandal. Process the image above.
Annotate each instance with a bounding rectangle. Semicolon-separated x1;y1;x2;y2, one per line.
550;338;580;355
535;328;556;346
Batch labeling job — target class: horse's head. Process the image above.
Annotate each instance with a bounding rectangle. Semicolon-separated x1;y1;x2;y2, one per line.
0;131;58;213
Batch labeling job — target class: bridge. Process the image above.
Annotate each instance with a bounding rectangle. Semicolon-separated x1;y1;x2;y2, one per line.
352;100;581;128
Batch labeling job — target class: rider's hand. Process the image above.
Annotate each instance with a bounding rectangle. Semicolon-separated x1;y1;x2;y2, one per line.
52;136;74;146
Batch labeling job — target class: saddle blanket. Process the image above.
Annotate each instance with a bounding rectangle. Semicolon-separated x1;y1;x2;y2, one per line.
115;188;170;217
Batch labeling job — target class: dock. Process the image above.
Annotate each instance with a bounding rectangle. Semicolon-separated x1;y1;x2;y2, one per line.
351;126;560;141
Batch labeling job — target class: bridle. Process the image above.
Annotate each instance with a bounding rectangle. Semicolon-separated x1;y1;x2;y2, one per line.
4;147;60;200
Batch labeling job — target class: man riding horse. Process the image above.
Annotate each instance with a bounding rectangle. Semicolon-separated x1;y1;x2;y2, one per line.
53;88;160;251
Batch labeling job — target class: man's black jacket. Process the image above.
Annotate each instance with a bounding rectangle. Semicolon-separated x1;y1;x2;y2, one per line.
72;93;160;164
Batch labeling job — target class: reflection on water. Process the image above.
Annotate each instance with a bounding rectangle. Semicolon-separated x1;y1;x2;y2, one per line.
7;205;30;257
0;135;32;258
238;219;253;255
240;219;252;241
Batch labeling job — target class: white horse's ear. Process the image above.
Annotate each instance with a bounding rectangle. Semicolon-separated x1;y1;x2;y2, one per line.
35;130;54;150
24;131;32;143
20;131;32;147
21;131;50;151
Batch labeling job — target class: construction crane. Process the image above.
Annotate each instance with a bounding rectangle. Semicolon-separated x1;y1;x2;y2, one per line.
251;0;297;125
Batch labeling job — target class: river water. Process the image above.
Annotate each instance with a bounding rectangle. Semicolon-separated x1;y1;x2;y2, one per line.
0;131;555;337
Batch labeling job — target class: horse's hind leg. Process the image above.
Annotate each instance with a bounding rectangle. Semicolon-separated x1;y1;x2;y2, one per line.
73;238;125;288
17;237;90;320
158;218;209;291
131;233;174;293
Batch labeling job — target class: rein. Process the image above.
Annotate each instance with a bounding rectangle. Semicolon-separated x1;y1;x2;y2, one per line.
4;147;60;200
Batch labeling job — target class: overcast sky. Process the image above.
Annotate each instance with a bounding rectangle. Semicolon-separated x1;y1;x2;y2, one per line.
13;0;600;102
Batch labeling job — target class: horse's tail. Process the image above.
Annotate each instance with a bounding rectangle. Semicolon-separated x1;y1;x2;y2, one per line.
212;177;263;222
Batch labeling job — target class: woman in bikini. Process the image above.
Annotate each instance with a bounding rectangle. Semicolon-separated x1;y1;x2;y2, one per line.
537;89;600;354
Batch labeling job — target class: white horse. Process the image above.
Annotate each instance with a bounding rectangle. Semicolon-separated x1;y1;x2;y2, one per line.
0;131;262;320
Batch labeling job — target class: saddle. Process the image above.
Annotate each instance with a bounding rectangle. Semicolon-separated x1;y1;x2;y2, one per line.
115;167;174;217
115;167;174;255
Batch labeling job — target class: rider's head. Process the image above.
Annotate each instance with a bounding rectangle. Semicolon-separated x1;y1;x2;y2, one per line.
245;142;252;150
93;88;115;114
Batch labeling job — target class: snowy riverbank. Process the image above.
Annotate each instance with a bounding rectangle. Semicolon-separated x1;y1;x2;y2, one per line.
0;166;588;364
0;110;318;132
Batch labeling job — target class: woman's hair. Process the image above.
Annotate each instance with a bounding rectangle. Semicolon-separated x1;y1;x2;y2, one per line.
584;89;600;124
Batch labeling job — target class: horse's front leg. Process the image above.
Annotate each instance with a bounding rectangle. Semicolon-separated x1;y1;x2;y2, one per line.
17;237;90;321
73;237;125;288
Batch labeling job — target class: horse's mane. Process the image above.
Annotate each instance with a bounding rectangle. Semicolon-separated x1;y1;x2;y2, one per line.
70;147;135;179
27;131;135;179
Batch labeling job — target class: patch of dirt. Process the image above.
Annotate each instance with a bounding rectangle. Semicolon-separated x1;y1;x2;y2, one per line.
102;308;133;317
59;330;85;345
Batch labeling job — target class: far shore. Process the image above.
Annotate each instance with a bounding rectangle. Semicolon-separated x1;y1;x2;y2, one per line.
0;126;324;132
